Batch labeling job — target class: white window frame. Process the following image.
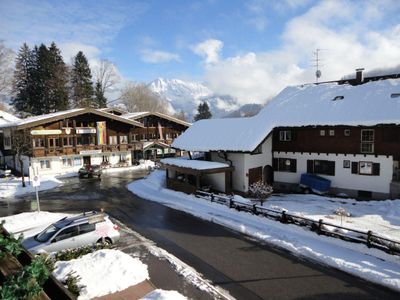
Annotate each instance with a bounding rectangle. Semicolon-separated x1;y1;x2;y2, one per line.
359;161;373;175
279;130;291;141
40;160;51;169
361;129;374;153
62;158;73;167
319;130;325;136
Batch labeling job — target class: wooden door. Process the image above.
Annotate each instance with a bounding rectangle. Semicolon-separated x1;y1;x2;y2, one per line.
248;167;262;186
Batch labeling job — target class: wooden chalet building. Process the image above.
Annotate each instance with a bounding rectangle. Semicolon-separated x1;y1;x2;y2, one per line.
120;111;191;161
170;70;400;199
0;108;144;176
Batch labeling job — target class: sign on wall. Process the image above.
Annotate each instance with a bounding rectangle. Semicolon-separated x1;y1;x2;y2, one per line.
76;128;96;134
79;150;102;155
96;121;107;145
31;130;62;135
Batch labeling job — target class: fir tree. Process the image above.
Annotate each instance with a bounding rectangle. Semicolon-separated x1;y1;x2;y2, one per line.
31;44;50;114
48;42;69;111
94;79;107;108
11;43;35;114
71;51;94;108
194;101;212;121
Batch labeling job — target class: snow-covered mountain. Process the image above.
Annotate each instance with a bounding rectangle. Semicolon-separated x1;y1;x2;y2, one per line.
148;78;240;120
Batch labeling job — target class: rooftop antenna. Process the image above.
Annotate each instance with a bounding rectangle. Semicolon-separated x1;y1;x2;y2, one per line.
312;48;326;84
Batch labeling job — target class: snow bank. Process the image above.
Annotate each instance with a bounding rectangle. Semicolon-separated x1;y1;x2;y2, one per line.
141;289;187;300
128;170;400;292
0;175;62;199
53;249;149;300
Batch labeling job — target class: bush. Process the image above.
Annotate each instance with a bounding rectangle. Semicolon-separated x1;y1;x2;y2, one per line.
249;180;273;200
54;243;111;262
64;272;82;296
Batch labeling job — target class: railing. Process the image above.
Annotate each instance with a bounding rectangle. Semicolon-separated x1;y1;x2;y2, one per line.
195;190;400;256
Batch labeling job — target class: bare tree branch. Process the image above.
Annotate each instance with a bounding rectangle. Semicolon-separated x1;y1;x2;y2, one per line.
0;41;15;95
120;82;170;113
94;59;120;95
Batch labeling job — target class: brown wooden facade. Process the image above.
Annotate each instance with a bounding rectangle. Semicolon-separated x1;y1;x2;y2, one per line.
272;125;400;160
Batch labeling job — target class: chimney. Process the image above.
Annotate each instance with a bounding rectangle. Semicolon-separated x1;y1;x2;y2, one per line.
355;68;364;84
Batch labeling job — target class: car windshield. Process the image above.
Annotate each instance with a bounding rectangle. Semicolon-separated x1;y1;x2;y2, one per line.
35;224;59;242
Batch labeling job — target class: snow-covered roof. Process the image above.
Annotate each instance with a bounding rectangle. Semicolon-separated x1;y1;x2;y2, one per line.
161;157;230;170
1;108;144;129
0;110;20;126
173;78;400;152
121;111;191;127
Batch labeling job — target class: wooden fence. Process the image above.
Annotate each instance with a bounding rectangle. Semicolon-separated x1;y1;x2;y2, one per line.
195;190;400;256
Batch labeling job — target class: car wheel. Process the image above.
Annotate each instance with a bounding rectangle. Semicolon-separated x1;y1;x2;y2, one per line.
97;237;112;245
79;174;83;179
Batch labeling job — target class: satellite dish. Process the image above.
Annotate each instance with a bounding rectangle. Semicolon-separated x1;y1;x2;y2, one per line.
316;69;322;78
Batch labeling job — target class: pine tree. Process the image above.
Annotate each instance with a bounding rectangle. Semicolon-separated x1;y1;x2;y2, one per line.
194;101;212;121
31;44;50;114
11;43;35;114
94;79;107;108
71;51;94;108
48;42;69;111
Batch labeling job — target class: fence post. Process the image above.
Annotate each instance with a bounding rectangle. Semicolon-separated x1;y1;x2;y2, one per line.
367;230;372;248
210;194;214;202
318;219;323;234
281;211;287;223
253;204;257;215
229;198;233;208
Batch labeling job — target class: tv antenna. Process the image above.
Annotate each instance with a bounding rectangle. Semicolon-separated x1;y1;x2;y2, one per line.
312;48;326;84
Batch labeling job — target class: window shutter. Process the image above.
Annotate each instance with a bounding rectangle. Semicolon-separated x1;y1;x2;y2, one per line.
328;161;335;176
307;160;314;173
290;159;297;173
273;158;278;171
291;130;296;141
351;162;358;174
372;163;380;175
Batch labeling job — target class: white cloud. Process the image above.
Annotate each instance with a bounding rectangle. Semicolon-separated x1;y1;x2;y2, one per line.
204;0;400;105
192;39;223;64
141;49;181;63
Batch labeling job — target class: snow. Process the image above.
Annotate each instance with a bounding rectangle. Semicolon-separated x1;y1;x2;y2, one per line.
128;170;400;292
160;157;229;170
0;175;63;200
53;249;149;300
2;108;85;127
0;211;70;238
0;110;20;126
141;289;187;300
173;78;400;152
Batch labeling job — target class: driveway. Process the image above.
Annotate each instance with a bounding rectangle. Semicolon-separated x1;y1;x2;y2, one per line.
1;171;399;300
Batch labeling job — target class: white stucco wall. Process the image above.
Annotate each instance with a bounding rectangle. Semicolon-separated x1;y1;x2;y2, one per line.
202;173;225;192
211;152;245;192
273;152;393;194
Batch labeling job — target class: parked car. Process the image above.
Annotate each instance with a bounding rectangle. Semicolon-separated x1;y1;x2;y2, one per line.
78;164;102;178
22;211;120;254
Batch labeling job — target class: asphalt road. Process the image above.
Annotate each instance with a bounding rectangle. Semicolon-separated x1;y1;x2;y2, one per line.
1;171;399;300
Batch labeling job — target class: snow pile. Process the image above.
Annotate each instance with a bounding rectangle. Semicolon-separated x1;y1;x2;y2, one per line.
53;249;149;300
0;175;62;199
128;170;400;291
103;160;155;174
141;289;187;300
0;211;70;238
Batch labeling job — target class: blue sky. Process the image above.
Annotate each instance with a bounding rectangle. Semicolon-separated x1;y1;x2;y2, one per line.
1;0;400;104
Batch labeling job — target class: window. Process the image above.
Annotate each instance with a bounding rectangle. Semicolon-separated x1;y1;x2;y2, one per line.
343;160;350;168
4;136;11;147
361;129;374;153
120;135;128;144
279;130;291;141
33;138;45;148
48;137;59;148
63;137;73;146
352;161;380;176
307;160;335;176
132;134;138;141
273;158;297;173
79;223;95;234
40;160;51;169
344;129;351;136
119;154;127;162
54;226;79;242
62;158;73;167
74;157;82;166
109;136;118;145
329;130;335;136
320;130;325;136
